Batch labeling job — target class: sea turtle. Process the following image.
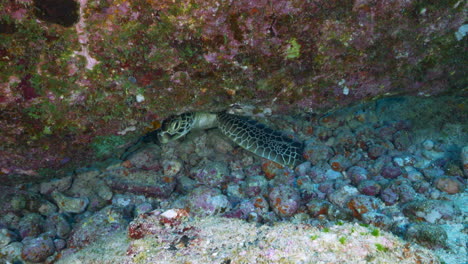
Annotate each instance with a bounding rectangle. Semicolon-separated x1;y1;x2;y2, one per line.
154;111;304;168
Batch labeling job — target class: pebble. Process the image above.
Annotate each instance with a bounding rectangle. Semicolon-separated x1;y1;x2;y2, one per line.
242;175;269;197
40;175;73;195
380;187;399;206
381;165;402;179
175;175;197;194
125;144;162;170
306;199;331;218
268;186;300;218
405;223;448;249
393;131;412;151
404;167;424;181
21;234;56;263
38;199;58;216
329;154;352;172
327;185;359;208
67;171;112;211
54;238;67;251
134;202;153;216
303;144;334;165
357;180;381;196
44;213;71;239
162;159;183;176
0;228;16;248
0;241;23;263
18;213;45;239
190;160;229;187
361;212;392;230
51;191;89;214
68;205;128;248
186;186;231;217
422;140;434;150
347;166;369;185
347;195;381;219
105;169;176;198
434;176;464;194
402;200;460;223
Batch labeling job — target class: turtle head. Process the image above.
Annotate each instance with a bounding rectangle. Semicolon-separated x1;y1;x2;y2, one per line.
157;113;195;144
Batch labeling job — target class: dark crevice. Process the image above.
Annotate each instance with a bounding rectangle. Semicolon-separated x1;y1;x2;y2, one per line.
33;0;80;27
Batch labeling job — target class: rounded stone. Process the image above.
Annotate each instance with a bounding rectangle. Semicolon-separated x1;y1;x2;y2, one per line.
18;213;45;239
51;191;89;214
242;175;269;197
381;165;402;179
357;180;381;196
347;166;369;185
186;186;231;217
21;234;56;263
190;160;229;187
0;242;23;263
162;159;183;177
405;223;448;249
0;228;16;248
434;176;463;194
40;176;73;195
268;186;300;218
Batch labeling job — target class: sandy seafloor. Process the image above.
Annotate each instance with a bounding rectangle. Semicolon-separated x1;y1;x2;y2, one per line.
1;95;466;264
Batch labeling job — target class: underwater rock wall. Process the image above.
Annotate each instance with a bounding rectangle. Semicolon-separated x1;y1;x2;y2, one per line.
0;0;466;178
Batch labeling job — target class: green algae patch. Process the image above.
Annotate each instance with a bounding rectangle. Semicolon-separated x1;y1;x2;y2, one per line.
284;38;301;59
91;135;127;159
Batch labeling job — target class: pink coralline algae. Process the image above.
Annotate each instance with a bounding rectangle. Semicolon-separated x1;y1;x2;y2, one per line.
0;0;466;178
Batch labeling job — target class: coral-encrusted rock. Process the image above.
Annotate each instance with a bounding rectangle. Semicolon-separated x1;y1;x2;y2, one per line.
405;223;448;249
127;209;191;241
361;212;392;230
368;144;388;160
347;166;369;185
54;238;67;251
105;169;175;198
51;191;89;214
21;234;56;263
44;213;71;239
380;187;399;206
308;163;343;183
381;165;403;179
357;180;381;196
393;131;412;151
175;175;198;194
0;228;17;248
329;154;352;172
18;213;45;239
223;200;257;220
0;241;23;263
0;186;41;215
190;160;229;187
306;199;331;218
268;186;300;218
303;143;334;165
347;195;382;220
402;200;460;224
261;160;284;180
67;169;113;212
68;205;128;248
434;176;464;194
124;144;162;170
328;186;359;208
186;186;231;217
242;175;269;197
162;159;183;177
40;176;73;195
